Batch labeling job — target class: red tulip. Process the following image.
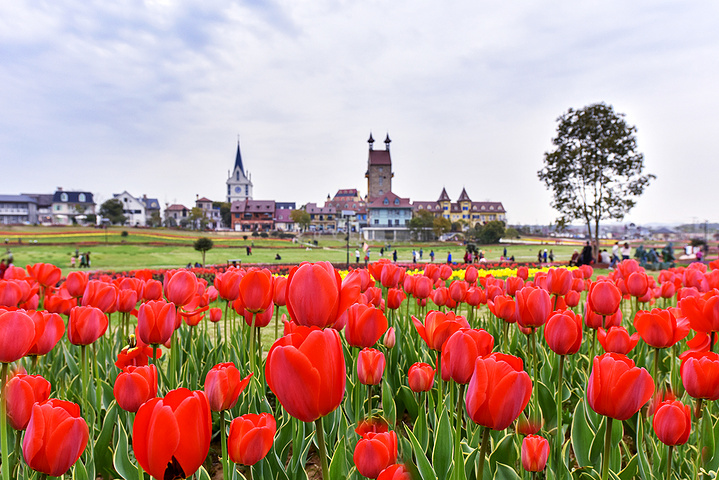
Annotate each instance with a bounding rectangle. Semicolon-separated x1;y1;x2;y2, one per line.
465;287;486;307
626;272;649;298
377;464;412;480
64;271;89;297
544;310;583;356
228;413;276;466
585;306;622;330
680;351;719;400
634;308;690;349
587;280;622;316
489;295;517;323
209;307;222;323
441;328;494;384
25;310;65;356
204;363;252;412
239;268;274;314
116;289;138;313
412;310;470;352
143;279;163;301
465;266;478;284
382;327;395;348
164;270;198;306
240;301;274;328
137;300;176;346
26;263;62;289
546;268;572;296
0;310;36;362
285;262;360;328
521;435;550;472
408;362;435;392
345;304;388;348
115;344;159;369
564;290;581;307
465;353;533;430
113;365;158;413
448;280;468;303
67;306;108;345
357;348;385;386
516;266;529;280
0;280;23;307
386;288;406;310
214;269;242;302
516;286;551;329
81;280;118;313
4;373;51;430
679;292;719;334
265;327;345;422
272;275;287;306
432;286;449;307
380;263;403;289
587;353;654;420
652;400;691;446
413;276;433;299
506;276;524;297
22;399;89;476
439;264;452;280
133;388;211;480
597;327;640;355
354;430;398;479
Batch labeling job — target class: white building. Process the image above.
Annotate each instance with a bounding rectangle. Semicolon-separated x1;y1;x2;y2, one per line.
0;195;38;224
113;191;147;226
51;189;95;225
226;139;253;203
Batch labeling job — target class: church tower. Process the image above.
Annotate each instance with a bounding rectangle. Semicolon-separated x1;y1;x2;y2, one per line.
226;139;253;203
365;132;393;202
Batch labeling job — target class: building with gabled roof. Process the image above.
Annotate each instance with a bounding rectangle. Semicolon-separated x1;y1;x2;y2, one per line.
231;199;275;231
164;204;189;227
113;191;147;226
51;188;95;225
413;187;506;227
324;189;367;232
365;133;394;201
226;139;253;203
363;191;413;241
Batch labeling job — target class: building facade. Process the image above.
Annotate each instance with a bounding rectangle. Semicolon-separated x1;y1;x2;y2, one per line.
324;189;367;231
413;187;506;227
113;191;147;226
0;195;38;224
362;191;413;241
51;189;95;225
195;197;222;230
164;204;189;226
305;203;337;231
231;199;275;231
226;140;253;204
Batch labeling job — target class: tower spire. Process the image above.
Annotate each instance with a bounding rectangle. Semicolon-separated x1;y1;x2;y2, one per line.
234;137;245;175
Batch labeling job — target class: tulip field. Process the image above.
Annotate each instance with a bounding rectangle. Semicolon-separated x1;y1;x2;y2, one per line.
2;258;719;480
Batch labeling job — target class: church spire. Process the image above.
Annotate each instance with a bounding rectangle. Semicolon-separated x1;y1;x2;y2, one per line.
234;138;245;175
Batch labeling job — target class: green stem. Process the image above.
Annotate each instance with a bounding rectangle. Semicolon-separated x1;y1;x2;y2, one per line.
556;355;565;479
653;348;661;393
667;445;673;480
477;427;490;480
314;418;330;480
81;345;88;408
249;313;257;376
601;417;613;480
220;411;229;480
367;384;372;417
694;398;705;480
531;329;539;418
455;383;466;475
437;352;443;403
274;307;280;340
1;363;11;480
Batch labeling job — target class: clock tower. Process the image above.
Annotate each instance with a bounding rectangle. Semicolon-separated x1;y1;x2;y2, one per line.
226;139;254;203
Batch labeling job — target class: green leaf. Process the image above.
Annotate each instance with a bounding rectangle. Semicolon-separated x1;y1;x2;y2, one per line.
406;427;437;480
414;404;429;454
112;422;136;480
635;415;655;480
618;454;638;480
196;466;212;480
488;433;516;473
432;406;452;479
494;462;521;480
329;436;349;478
571;399;595;467
73;458;89;480
381;379;397;426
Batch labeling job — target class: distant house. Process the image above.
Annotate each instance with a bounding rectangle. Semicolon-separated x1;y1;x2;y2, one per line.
274;202;297;232
21;193;53;224
0;195;38;224
51;188;95;225
363;191;413;241
305;203;337;232
231;199;275;231
140;196;162;226
413;187;506;228
195;197;222;230
164;204;189;227
113;191;147;226
324;189;367;232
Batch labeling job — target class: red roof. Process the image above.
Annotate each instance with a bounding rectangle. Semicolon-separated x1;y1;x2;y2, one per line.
230;199;276;213
368;150;391;166
165;204;187;211
367;191;412;209
196;197;213;203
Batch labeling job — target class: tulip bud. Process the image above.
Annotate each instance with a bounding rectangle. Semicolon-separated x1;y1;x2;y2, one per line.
382;327;396;348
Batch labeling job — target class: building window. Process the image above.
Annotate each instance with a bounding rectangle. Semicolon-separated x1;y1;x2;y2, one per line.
374;219;379;225
394;199;399;205
60;193;68;202
379;177;383;186
383;198;389;205
79;193;86;202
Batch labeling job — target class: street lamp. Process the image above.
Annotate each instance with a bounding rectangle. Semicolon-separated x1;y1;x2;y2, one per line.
342;210;355;269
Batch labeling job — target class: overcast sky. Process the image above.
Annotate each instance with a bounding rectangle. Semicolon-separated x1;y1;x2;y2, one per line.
2;1;717;226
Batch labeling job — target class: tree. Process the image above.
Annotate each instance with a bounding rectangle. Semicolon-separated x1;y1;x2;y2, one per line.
193;237;214;266
189;207;208;230
214;202;232;228
148;211;162;228
538;103;655;257
290;209;311;232
99;199;126;225
475;220;505;244
433;217;451;238
408;209;435;241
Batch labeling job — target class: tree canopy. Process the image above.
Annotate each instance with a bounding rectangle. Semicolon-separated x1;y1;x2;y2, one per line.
290;209;311;232
538;103;655;254
473;220;506;244
99;199;126;225
193;237;214;266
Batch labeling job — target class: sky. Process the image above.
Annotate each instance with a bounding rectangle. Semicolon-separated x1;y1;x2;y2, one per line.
2;0;718;227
